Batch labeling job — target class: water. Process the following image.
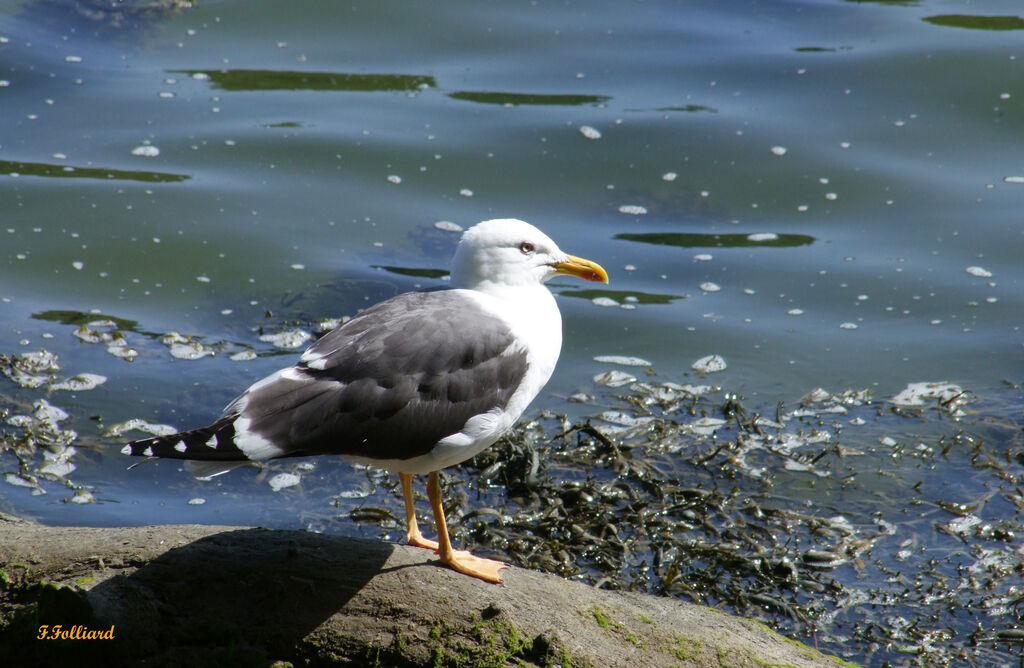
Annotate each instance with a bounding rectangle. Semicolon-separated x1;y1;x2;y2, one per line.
1;1;1022;664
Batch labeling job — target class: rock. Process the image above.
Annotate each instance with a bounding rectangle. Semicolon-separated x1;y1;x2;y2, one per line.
0;514;850;667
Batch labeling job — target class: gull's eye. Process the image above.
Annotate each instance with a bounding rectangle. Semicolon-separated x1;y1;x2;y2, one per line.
519;241;535;255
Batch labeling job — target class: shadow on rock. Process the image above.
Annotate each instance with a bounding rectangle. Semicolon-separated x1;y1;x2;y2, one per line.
4;528;394;666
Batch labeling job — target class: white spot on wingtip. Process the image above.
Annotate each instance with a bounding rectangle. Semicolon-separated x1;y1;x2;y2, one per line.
204;436;217;448
120;444;132;455
142;446;154;457
280;366;307;381
174;442;188;453
233;416;284;460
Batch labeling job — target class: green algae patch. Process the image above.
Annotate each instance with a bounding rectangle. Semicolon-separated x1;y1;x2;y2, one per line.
357;606;584;668
580;605;646;649
665;634;703;662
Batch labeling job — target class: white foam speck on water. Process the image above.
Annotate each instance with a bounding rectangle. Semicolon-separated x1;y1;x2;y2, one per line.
40;447;76;478
103;418;178;438
593;369;637;387
314;317;348;334
434;220;463;232
700;282;720;292
693;253;713;262
965;266;992;278
131;145;160;157
168;343;209;361
946;514;982;536
71;490;95;504
259;329;312;349
1;350;60;388
599;411;656;428
684;416;727;436
747;232;778;242
594;355;652;367
664;382;712;398
691;354;726;373
591;296;619;307
891;381;963;406
50;373;107;391
34;399;69;423
618;204;647;215
268;472;301;491
74;325;112;344
662;171;677;181
5;473;39;489
106;339;139;361
579;125;602;139
770;145;787;156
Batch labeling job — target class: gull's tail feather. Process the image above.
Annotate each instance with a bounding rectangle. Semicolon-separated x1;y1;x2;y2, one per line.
120;416;248;462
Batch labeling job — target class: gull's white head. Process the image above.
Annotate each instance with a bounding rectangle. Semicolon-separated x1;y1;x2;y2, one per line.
450;219;608;291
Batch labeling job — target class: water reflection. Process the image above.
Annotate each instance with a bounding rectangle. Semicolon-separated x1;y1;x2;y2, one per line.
33;310;139;332
615;232;815;249
0;160;189;183
793;46;852;53
17;0;190;44
653;105;717;113
843;0;918;6
371;265;448;280
173;70;436;92
448;91;610;107
923;14;1024;30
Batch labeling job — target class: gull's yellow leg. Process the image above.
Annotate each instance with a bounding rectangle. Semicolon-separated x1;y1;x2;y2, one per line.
400;472;438;550
426;470;507;583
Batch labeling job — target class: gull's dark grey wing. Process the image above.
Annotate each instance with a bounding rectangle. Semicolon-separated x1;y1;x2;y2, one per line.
122;290;529;464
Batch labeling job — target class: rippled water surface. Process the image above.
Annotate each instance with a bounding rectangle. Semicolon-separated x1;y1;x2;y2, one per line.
2;1;1023;665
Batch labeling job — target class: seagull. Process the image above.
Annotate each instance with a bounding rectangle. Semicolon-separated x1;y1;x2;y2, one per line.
121;218;608;583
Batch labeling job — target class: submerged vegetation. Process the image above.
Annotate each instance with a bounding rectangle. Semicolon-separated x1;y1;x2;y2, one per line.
2;316;1022;667
436;378;1024;667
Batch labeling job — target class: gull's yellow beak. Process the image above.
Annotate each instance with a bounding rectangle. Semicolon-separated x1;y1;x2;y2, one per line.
551;254;609;284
